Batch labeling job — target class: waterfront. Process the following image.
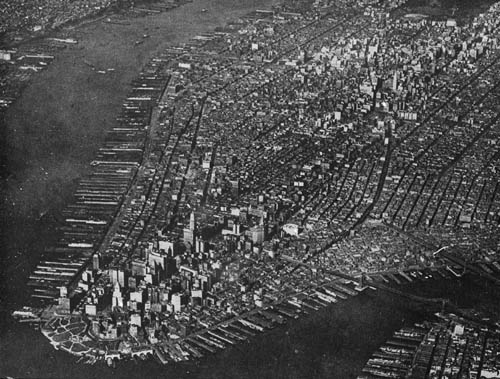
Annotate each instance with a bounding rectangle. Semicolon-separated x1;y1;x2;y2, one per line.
1;0;278;374
0;0;279;309
2;0;500;377
2;275;500;378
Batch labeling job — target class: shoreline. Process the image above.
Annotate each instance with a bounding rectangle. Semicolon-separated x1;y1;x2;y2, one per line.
0;0;190;48
0;0;280;312
0;0;500;378
2;274;499;378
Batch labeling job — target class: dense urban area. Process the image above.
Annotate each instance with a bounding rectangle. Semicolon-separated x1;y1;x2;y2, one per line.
4;0;500;376
359;312;500;378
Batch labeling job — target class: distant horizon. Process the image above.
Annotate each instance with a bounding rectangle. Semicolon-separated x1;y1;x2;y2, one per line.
2;0;500;377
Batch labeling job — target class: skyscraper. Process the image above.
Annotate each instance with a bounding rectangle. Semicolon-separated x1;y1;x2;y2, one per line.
183;212;196;248
112;282;123;309
92;253;100;271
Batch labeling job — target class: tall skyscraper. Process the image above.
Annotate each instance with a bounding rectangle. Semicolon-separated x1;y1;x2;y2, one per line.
112;282;123;309
92;253;100;271
183;212;196;247
251;216;265;245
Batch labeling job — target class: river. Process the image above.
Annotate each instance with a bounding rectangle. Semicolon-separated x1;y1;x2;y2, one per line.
2;274;500;378
0;0;279;311
1;0;499;377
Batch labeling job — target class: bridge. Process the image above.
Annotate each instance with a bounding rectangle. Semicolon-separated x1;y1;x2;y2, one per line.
280;254;454;311
433;247;500;286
